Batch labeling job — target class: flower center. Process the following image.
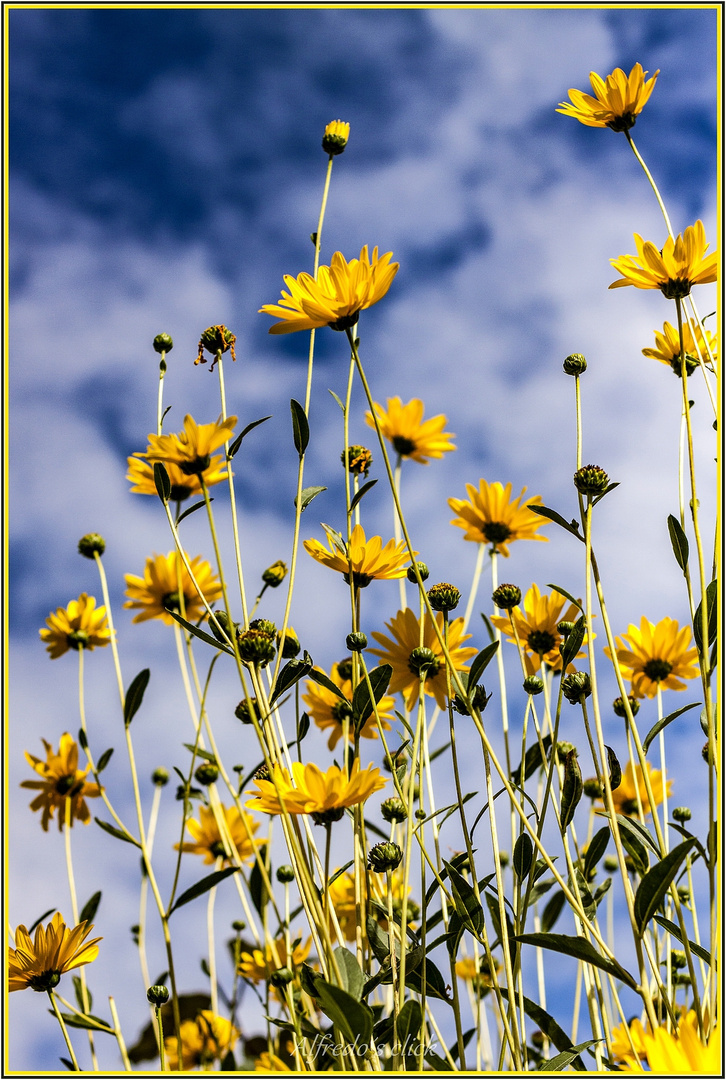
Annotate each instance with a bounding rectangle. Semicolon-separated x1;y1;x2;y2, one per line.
180;455;211;476
527;630;556;656
643;658;673;683
392;435;417;457
668;353;699;378
331;701;354;723
169;483;194;501
312;807;346;826
482;521;512;545
408;647;440;679
28;970;62;992
619;798;640;817
327;312;360;332
67;630;89;650
343;571;373;589
162;591;183;612
210;841;227;859
659;278;692;301
55;773;82;797
606;112;636;133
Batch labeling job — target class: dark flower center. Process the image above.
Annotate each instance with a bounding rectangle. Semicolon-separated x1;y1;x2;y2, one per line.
210;841;227;859
163;591;183;613
343;571;373;589
328;312;360;332
331;701;354;724
643;658;673;683
312;807;346;826
180;455;211;476
169;483;194;501
606;112;637;133
392;435;417;457
620;798;640;817
29;971;62;992
55;774;82;797
482;521;512;545
528;630;556;656
659;278;692;301
668;353;700;378
67;630;89;650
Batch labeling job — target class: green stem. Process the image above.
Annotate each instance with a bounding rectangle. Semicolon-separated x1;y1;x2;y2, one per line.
48;990;80;1071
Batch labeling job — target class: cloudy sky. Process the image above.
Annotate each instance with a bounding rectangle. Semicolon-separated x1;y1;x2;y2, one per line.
8;5;718;1072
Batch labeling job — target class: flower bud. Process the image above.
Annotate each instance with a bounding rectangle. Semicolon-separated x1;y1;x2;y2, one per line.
531;1030;546;1049
278;627;301;659
153;333;173;354
195;325;237;366
671;949;687;970
563;353;587;376
583;777;602;799
428;582;461;612
498;851;509;868
147;985;169;1006
557;620;575;637
613;695;640;718
407;561;429;584
194;763;219;786
415;808;427;820
78;533;106;559
341;445;372;475
235;697;261;725
336;657;353;682
322;119;350;155
672;806;692;823
152;767;170;787
574;464;610;497
346;631;367;652
562;671;592;704
254;765;271;782
555;741;577;762
701;740;711;764
677;886;690;902
381;797;407;823
453;684;490;715
276;865;296;884
368;841;403;873
232;920;246;932
492;584;521;610
237;629;277;667
262;561;288;587
209;610;236;644
603;855;619;872
523;675;544;696
270;966;294;988
408;647;440;678
249;618;277;637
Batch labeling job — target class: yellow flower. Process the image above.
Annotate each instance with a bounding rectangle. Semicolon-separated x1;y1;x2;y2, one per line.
259;245;398;335
556;64;659;132
255;1052;294;1072
605;616;700;699
302;660;394;749
143;414;237;476
322;119;350;155
642;319;717;377
600;760;672;819
365;397;456;464
9;913;101;992
491;584;585;676
448;480;548;557
246;761;386;824
39;593;112;659
177;804;260;865
328;868;412;943
618;1012;719;1073
237;935;312;984
610;1017;650;1064
21;733;101;832
609;221;717;299
164;1011;239;1071
369;607;477;711
303;523;413;588
124;551;223;625
127;450;228;501
455;956;501;990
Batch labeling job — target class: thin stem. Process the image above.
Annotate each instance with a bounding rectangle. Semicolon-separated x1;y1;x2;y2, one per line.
48;990;80;1071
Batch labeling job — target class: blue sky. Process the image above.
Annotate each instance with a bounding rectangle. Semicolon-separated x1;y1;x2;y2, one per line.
8;5;718;1072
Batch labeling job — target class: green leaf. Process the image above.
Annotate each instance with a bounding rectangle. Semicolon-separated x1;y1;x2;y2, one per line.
352;664;392;730
295;485;327;511
634;839;695;935
153;461;171;503
328;389;345;413
166;611;235;656
467;641;499;694
314;980;374;1046
545;585;583;614
499;989;589;1070
183;743;217;763
667;514;689;573
570;868;596;921
541;890;566;934
297;711;310;743
350;478;378;513
176;498;209;525
444;860;484;936
613;816;650;876
57;1012;114;1035
583;827;610;880
605;745;621;791
512;734;552;785
333;946;366;1001
514;933;637;989
79;891;102;924
73;974;91;1013
560;749;582;830
78;728;88;751
539;1039;602;1071
653;916;713;964
307;663;347;701
559;616;585;668
592;481;620;507
269;656;313;706
693;579;718;652
394;999;422;1054
529;504;584;542
124;669;150;727
169;867;240;914
424;1050;454;1072
290;398;309;456
403;956;452;1004
96;748;114;773
28;908;57;934
513;833;533;881
95;818;141;848
643;702;700;755
593;878;612;906
227;415;272;459
249;848;268;917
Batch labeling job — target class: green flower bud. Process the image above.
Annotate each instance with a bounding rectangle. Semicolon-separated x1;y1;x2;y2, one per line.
523;675;544;695
531;1030;546;1049
194;763;219;786
492;583;521;610
345;631;367;652
153;333;173;354
269;966;294;988
368;841;403;873
78;533;106;558
381;797;407;823
701;740;711;764
254;765;271;782
603;855;618;873
322;119;350;156
276;865;296;884
677;885;691;902
428;582;461;612
453;684;490;715
583;777;602;800
555;741;577;762
613;694;640;718
670;949;687;970
415;808;427;820
563;353;587;376
262;561;288;587
672;806;692;823
232;920;246;932
498;851;510;868
235;697;261;725
557;620;576;637
342;445;373;475
237;629;276;667
408;647;440;679
147;985;169;1006
249;618;277;637
152;767;170;787
562;671;592;704
209;610;236;645
196;325;237;366
574;464;610;497
407;561;429;584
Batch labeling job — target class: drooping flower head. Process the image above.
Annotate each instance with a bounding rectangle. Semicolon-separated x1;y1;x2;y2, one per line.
599;759;672;818
605;615;700;699
237;936;312;984
491;584;587;676
39;593;112;659
124;551;223;625
556;63;659;131
365;397;456;464
9;913;101;992
164;1011;239;1071
259;246;398;335
616;1012;719;1073
642;319;717;377
246;760;386;824
303;523;413;588
609;221;717;299
369;607;477;711
143;414;237;477
302;660;394;749
449;480;548;558
176;804;260;865
21;733;101;831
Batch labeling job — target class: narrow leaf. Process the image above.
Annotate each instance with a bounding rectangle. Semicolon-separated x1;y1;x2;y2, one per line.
444;860;485;936
667;514;689;573
559;616;585;668
58;1012;114;1035
592;481;620;506
541;890;566;934
395;999;422;1052
467;641;499;693
539;1039;602;1071
79;892;102;924
634;839;695;935
513;833;533;881
693;579;718;651
295;485;327;511
176;499;208;525
529;504;584;542
153;461;171;503
349;478;378;513
570;868;596;921
614;813;660;855
514;933;637;989
28;908;56;935
228;415;272;459
328;389;345;413
269;657;313;706
167;610;235;655
653;916;712;964
560;749;582;830
249;848;268;917
512;734;552;785
333;946;366;1001
94;818;140;848
183;743;217;763
545;584;583;613
352;664;392;729
314;980;373;1045
499;989;588;1070
643;702;700;755
290;398;309;456
306;664;347;701
124;669;150;727
297;711;310;743
96;748;114;773
583;827;610;880
605;745;621;791
169;867;240;914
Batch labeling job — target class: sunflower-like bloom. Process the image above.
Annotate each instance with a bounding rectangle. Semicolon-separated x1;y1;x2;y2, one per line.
605;616;699;699
237;935;312;984
246;761;386;824
176;804;260;865
369;608;477;711
610;1017;651;1065
302;661;394;749
609;221;717;299
39;593;112;659
642;319;717;377
303;523;413;588
127;449;228;501
21;733;101;832
448;480;548;557
9;913;101;992
365;397;456;464
617;1012;719;1073
124;551;223;625
259;246;398;335
491;584;586;676
599;760;672;818
556;64;659;131
163;1011;239;1071
143;414;237;476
